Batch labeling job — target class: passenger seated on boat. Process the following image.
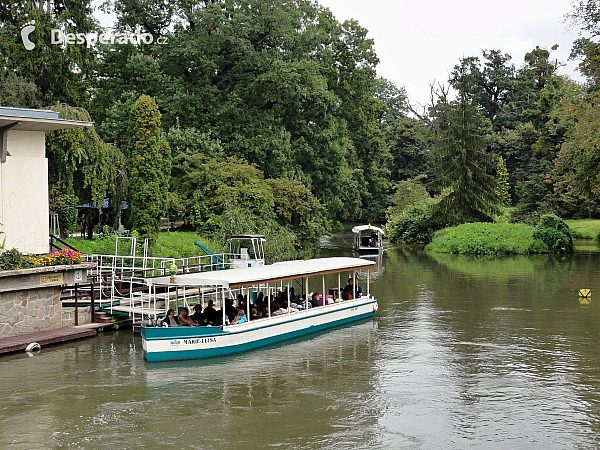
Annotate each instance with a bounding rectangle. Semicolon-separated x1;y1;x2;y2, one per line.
369;238;376;247
289;287;298;302
343;278;363;299
250;307;259;320
191;304;208;326
225;298;237;323
204;300;219;325
232;309;247;324
161;309;179;327
178;307;198;326
311;292;323;307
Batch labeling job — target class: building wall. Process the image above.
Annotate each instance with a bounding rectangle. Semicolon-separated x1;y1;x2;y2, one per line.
0;130;49;254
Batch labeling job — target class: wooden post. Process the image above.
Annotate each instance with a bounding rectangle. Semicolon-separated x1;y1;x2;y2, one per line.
90;281;96;323
74;283;79;326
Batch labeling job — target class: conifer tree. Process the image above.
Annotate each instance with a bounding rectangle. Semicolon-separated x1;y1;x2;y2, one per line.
128;95;171;243
430;61;500;224
495;155;511;206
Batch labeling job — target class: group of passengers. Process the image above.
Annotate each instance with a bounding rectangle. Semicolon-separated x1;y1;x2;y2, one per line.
159;278;364;327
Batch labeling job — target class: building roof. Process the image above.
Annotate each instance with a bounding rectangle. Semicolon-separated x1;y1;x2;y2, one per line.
230;234;266;240
0;106;93;131
147;257;375;289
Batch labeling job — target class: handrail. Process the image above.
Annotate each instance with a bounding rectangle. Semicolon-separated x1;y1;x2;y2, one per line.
49;234;81;252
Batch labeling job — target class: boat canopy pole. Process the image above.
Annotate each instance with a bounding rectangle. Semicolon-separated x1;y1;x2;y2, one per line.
353;271;356;300
222;289;226;325
367;270;370;297
322;275;326;310
338;273;341;304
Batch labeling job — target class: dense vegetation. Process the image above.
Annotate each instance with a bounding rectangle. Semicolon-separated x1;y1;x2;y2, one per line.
426;215;573;255
1;0;599;255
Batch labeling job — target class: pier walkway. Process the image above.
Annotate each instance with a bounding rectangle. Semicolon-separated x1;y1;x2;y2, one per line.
0;322;115;355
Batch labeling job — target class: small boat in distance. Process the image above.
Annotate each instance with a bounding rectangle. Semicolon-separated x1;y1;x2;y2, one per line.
141;257;377;362
352;224;384;253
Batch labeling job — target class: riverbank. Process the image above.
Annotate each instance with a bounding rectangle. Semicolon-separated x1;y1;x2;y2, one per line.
565;219;600;240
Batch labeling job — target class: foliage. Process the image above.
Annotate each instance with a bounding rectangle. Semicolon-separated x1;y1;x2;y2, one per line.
46;105;127;214
495;156;511;206
553;94;600;217
426;223;547;255
385;176;433;220
265;178;327;247
430;66;500;224
127;95;171;243
532;214;573;253
56;194;79;238
386;203;437;244
0;249;35;271
0;1;98;107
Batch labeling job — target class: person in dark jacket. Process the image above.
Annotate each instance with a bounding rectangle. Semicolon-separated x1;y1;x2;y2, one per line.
191;304;207;326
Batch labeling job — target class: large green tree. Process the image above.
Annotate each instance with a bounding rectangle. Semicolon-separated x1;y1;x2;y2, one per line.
127;95;171;242
430;64;500;224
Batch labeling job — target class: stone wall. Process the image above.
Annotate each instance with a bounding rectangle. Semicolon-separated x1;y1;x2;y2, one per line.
0;286;92;338
0;263;96;338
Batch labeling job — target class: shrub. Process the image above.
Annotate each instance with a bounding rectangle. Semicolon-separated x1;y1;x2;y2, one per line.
386;203;436;244
0;249;35;270
532;214;573;253
597;230;600;242
426;222;547;255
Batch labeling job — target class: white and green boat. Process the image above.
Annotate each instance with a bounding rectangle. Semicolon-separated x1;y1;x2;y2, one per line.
141;257;377;362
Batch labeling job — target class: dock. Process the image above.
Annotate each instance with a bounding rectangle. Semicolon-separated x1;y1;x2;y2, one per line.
0;322;116;355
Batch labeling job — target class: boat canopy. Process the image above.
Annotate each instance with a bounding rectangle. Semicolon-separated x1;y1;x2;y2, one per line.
146;257;375;289
351;225;384;235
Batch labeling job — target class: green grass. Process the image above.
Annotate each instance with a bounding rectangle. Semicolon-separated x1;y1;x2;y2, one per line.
564;219;600;240
62;232;226;258
426;222;547;255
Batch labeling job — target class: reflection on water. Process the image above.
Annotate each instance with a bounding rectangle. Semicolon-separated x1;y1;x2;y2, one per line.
1;232;600;449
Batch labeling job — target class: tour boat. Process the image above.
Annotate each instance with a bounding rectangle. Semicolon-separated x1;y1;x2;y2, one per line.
352;224;384;253
141;257;378;362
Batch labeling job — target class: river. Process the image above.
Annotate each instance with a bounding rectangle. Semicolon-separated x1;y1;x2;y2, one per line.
1;231;599;449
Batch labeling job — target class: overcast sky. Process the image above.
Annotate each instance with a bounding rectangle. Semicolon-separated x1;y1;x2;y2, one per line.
93;0;584;106
318;0;584;106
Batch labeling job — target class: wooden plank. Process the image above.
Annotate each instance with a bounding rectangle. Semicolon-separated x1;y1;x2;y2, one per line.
0;326;99;355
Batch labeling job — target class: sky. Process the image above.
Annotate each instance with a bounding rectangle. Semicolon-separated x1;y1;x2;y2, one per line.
93;0;585;106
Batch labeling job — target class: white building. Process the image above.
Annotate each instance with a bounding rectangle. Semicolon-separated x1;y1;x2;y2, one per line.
0;107;92;254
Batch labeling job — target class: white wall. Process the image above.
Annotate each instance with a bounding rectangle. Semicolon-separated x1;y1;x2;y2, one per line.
0;131;49;254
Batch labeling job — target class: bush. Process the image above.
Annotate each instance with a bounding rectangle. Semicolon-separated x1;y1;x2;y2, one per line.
426;222;547;255
0;249;34;270
386;203;437;244
597;230;600;242
532;214;573;253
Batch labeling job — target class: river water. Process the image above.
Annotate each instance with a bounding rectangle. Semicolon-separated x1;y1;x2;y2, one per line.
1;232;600;449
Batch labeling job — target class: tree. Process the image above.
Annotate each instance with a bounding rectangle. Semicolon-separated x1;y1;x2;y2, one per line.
495;156;511;206
553;96;600;217
430;69;500;224
127;95;171;242
0;1;98;106
45;105;127;217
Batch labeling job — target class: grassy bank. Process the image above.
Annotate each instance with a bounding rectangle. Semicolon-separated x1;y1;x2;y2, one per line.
62;232;225;258
426;223;547;255
564;219;600;240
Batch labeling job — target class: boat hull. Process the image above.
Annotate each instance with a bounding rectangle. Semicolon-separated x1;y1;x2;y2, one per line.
354;245;382;254
142;298;377;362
